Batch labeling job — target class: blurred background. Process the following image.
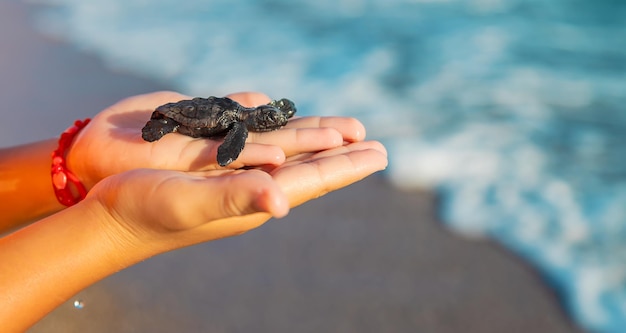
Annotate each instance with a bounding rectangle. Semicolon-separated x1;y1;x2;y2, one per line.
2;0;625;332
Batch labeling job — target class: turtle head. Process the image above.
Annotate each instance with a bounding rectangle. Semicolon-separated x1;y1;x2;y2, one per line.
244;101;295;132
269;98;297;118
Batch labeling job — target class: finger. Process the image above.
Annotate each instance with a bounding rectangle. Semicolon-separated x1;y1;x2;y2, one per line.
248;127;344;157
283;140;388;164
272;142;388;207
228;143;285;168
223;96;367;143
284;116;366;142
150;135;286;170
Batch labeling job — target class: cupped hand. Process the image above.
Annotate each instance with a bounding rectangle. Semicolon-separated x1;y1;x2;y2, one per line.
87;139;387;253
67;91;366;188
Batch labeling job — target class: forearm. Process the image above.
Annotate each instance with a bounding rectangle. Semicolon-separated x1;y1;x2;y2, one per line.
0;139;65;231
0;198;147;332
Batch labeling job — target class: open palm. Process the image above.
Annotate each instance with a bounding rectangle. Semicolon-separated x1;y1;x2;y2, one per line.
90;138;387;250
67;91;366;189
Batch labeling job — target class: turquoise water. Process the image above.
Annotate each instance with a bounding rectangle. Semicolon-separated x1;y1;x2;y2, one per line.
33;0;626;331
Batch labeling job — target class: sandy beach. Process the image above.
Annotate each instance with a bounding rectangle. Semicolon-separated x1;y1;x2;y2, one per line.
1;1;582;332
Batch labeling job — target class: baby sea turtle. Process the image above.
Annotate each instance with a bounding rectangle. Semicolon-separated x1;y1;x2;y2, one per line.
141;96;296;166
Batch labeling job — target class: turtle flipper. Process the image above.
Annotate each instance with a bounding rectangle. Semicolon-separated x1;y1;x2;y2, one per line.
217;122;249;166
141;115;180;142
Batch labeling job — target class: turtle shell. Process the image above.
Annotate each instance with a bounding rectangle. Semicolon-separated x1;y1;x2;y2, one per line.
154;96;243;130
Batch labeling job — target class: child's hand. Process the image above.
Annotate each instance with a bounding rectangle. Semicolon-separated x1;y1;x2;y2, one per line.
87;138;387;253
67;91;366;189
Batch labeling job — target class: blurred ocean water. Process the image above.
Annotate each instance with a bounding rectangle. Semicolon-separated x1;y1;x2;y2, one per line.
30;0;626;331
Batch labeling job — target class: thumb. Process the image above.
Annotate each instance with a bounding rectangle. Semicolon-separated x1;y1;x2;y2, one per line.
202;169;290;220
94;169;290;235
151;170;290;231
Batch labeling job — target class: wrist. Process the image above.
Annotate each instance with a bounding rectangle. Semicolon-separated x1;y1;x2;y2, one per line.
51;119;91;207
84;187;178;262
0;139;67;230
0;197;153;330
74;196;159;269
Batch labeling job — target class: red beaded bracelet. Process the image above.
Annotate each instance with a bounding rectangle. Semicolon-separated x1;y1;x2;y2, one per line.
51;118;91;206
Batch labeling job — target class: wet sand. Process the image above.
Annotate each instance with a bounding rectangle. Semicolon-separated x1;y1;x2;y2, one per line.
1;1;582;332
